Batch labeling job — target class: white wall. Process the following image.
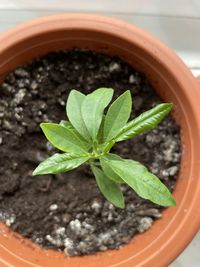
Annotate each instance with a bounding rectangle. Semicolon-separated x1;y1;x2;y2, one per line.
0;0;200;17
0;0;200;76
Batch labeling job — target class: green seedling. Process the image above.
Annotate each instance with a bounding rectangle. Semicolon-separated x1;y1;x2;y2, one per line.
33;88;176;209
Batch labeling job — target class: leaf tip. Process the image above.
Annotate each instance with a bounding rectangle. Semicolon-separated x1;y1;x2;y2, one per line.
40;122;47;130
71;89;84;96
162;102;173;113
167;102;173;110
124;89;131;95
163;195;176;207
32;168;39;176
123;90;132;102
32;164;45;176
170;196;176;207
96;87;114;95
118;201;125;209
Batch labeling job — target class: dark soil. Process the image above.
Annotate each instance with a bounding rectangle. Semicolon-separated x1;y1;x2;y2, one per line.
0;50;181;256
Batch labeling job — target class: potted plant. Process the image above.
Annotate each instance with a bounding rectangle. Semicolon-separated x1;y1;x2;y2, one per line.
0;14;200;267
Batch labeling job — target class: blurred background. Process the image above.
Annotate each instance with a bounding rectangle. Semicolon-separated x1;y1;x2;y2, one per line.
0;1;199;266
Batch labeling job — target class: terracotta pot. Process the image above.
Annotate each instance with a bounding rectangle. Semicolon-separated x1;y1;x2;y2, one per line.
0;14;200;267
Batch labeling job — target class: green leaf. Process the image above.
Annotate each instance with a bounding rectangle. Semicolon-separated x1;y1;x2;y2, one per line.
101;139;116;154
97;115;105;143
40;123;89;153
59;120;83;138
104;155;176;206
81;88;113;140
33;153;89;175
66;90;90;140
103;90;132;142
91;165;125;208
59;120;91;145
59;120;72;129
100;156;124;183
116;103;173;142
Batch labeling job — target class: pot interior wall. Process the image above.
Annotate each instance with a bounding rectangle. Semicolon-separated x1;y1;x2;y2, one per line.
0;23;199;267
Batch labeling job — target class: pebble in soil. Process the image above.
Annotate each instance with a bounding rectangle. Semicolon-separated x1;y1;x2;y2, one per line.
0;49;181;256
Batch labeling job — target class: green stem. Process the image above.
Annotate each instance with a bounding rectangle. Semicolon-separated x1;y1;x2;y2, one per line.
92;140;98;153
102;139;115;154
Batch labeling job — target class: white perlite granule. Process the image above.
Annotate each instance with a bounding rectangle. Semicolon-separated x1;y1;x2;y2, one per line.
49;204;58;211
137;217;153;233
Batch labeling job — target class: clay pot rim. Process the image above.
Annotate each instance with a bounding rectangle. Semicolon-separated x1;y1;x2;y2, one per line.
0;14;200;267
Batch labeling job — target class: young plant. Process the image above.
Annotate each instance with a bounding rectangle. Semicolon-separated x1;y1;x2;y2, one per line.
33;88;176;209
